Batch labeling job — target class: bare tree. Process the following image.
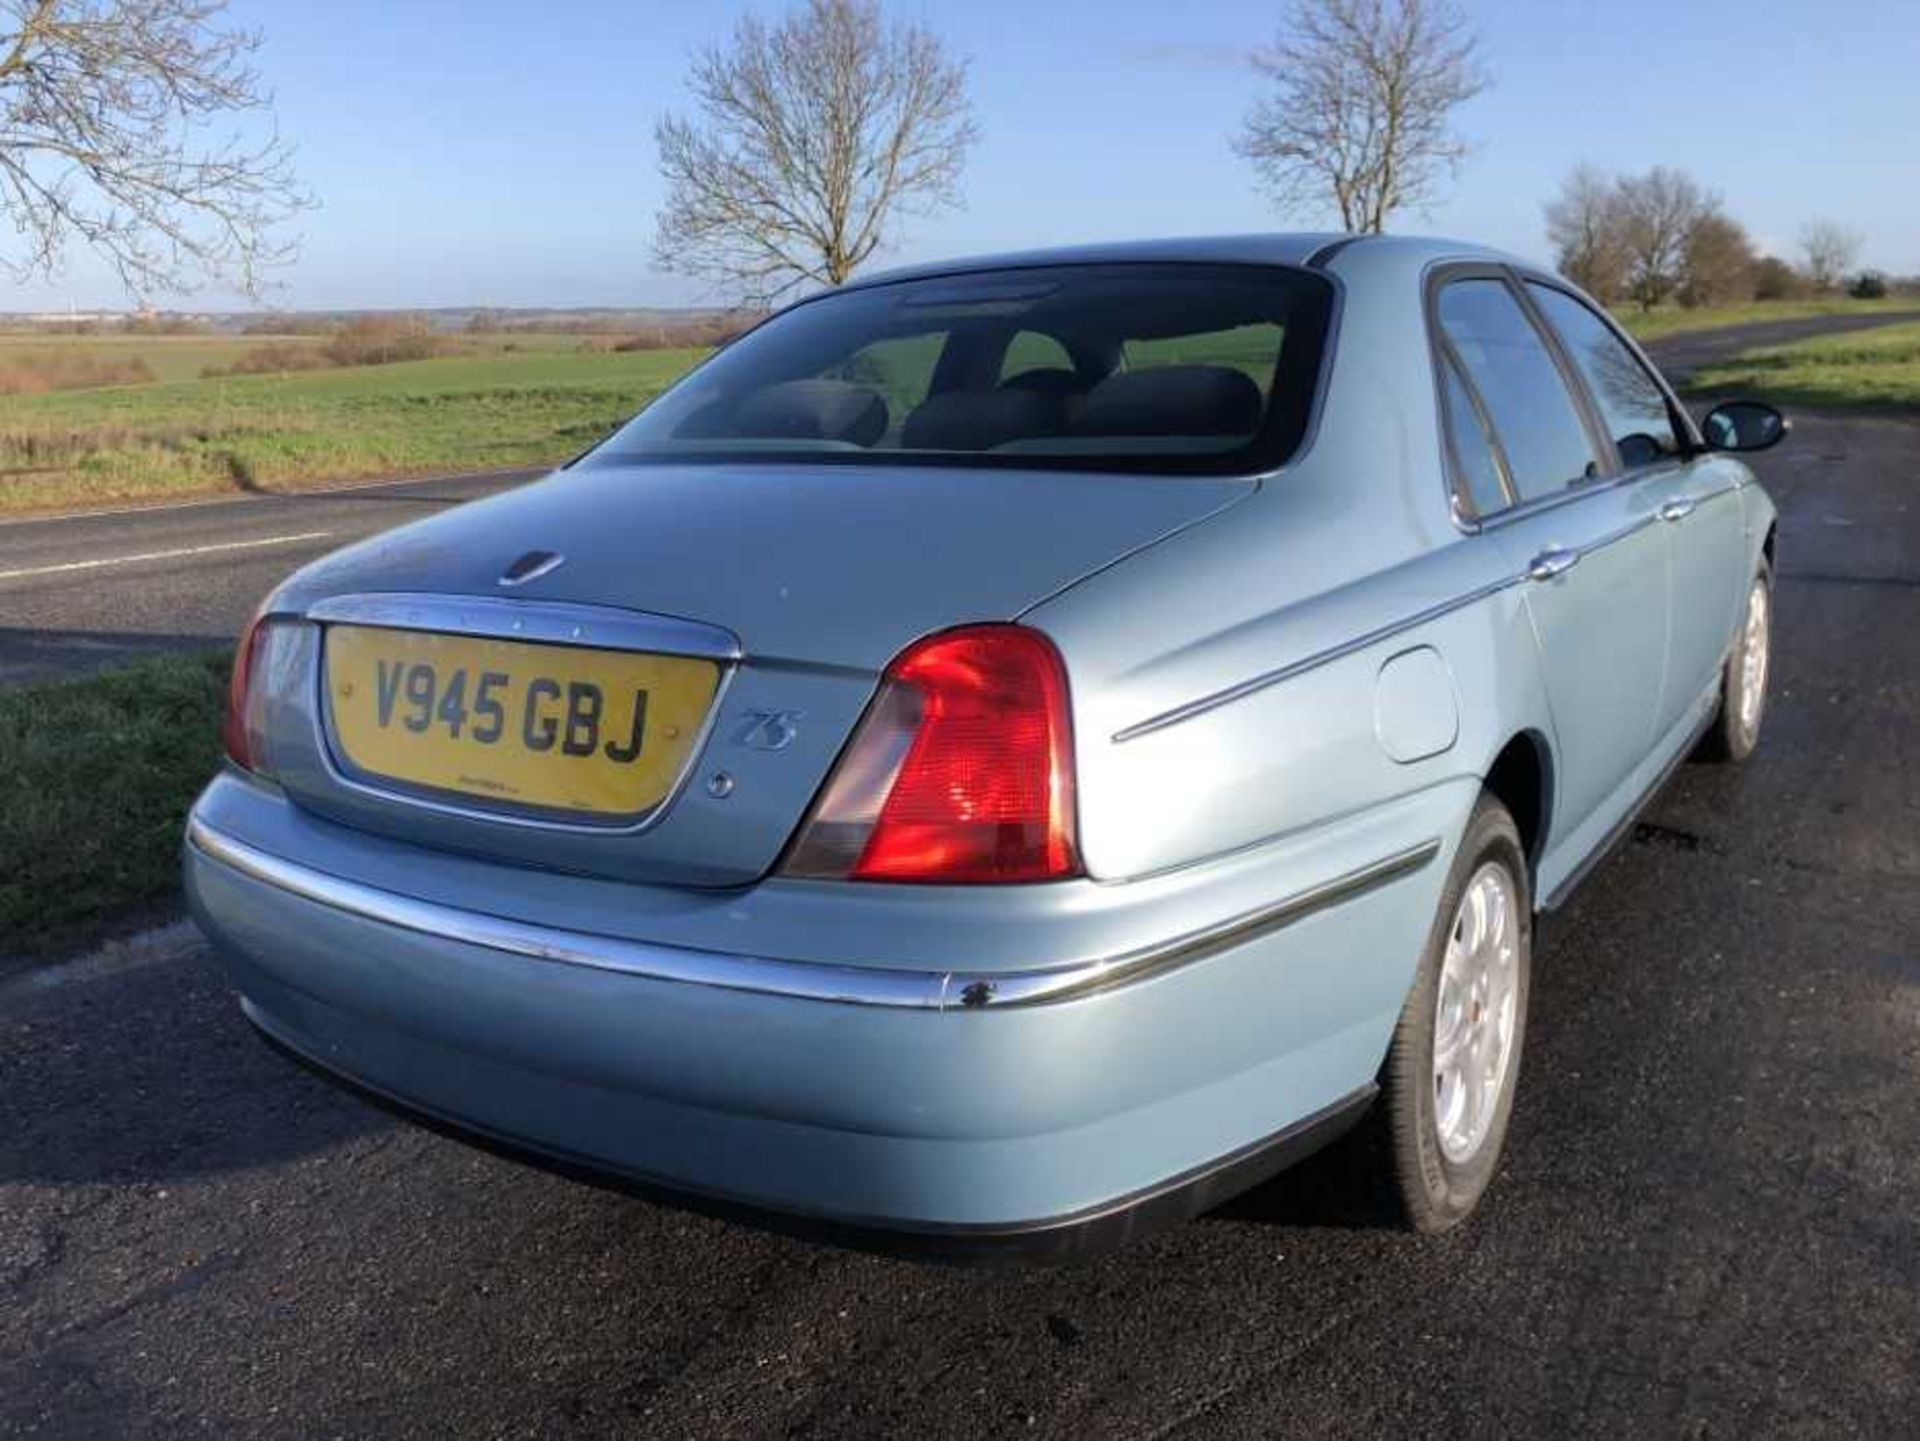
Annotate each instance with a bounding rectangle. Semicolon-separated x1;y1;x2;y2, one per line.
0;0;305;296
1799;218;1863;292
1544;163;1629;302
1677;211;1755;309
1614;167;1713;310
1236;0;1486;233
653;0;975;305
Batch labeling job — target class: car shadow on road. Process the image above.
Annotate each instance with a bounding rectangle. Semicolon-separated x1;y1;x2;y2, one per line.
1207;1121;1408;1232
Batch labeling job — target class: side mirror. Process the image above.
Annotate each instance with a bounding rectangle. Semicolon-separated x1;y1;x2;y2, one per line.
1702;400;1789;453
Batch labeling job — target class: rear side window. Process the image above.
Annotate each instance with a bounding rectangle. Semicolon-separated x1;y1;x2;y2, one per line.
1440;354;1510;516
1437;279;1599;504
590;263;1335;476
1527;284;1679;468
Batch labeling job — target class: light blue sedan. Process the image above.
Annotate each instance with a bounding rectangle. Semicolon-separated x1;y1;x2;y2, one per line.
186;234;1785;1256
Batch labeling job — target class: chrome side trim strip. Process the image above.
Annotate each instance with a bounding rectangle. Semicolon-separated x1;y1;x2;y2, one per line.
1112;577;1522;743
304;592;743;662
1580;511;1661;553
187;819;1439;1011
1113;489;1697;744
941;839;1442;1008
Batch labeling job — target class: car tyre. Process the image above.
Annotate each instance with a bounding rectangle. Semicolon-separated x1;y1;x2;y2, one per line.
1377;795;1531;1233
1698;561;1773;763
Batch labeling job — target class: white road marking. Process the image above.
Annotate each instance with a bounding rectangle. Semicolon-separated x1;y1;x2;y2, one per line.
0;463;539;528
0;920;206;1000
0;530;334;582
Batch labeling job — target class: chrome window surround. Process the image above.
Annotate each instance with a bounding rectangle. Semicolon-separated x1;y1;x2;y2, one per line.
1431;260;1722;537
1428;263;1617;522
188;816;1439;1011
299;593;742;836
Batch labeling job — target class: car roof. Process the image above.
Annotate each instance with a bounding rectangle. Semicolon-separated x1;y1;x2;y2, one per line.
842;232;1539;289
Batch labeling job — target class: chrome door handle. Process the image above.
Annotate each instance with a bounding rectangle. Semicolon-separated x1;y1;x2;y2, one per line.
1660;497;1697;522
1526;546;1580;582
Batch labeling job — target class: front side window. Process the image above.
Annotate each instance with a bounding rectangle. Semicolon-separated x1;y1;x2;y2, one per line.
1436;279;1599;504
588;264;1334;475
1527;283;1679;469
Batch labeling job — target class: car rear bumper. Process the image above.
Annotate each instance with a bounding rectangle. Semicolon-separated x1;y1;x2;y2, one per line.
244;1012;1372;1261
184;787;1456;1254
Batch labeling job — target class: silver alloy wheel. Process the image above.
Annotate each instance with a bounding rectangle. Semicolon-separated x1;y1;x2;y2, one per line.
1738;579;1770;740
1432;861;1521;1165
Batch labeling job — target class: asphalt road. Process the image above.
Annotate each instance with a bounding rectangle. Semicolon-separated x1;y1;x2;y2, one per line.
4;309;1918;688
5;395;1919;1430
0;470;537;685
1646;307;1920;380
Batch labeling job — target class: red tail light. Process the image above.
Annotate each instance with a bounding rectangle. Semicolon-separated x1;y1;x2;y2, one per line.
223;614;274;772
783;625;1081;883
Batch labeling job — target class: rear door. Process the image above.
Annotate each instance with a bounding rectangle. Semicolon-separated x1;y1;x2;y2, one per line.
1523;281;1749;726
1435;273;1671;841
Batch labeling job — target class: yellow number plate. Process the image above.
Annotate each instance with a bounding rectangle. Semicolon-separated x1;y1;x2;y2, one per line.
325;626;721;818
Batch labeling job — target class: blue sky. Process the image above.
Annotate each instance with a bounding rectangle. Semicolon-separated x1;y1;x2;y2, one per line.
11;0;1918;309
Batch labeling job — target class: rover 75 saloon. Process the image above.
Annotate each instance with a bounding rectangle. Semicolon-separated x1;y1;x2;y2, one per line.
186;233;1786;1255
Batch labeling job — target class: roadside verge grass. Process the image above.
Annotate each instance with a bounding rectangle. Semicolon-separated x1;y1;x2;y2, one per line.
1;653;228;960
1682;321;1920;410
1618;296;1913;343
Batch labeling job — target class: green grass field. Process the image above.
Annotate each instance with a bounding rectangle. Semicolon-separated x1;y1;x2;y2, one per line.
0;341;707;514
1683;320;1920;409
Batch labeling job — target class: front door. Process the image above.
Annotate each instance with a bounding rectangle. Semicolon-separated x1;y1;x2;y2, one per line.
1522;282;1750;733
1642;458;1751;722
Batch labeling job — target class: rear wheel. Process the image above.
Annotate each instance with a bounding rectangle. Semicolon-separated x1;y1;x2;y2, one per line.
1699;563;1773;763
1378;796;1531;1232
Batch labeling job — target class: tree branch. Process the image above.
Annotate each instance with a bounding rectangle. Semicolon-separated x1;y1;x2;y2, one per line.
652;0;975;305
0;0;308;296
1236;0;1484;234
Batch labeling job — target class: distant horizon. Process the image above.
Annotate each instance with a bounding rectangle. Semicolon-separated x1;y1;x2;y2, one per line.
0;301;744;319
5;0;1916;310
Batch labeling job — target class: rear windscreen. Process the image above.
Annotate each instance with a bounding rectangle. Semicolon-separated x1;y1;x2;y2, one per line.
586;263;1335;475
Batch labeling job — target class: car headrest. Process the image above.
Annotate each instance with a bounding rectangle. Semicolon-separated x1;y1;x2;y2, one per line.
678;379;888;447
998;368;1092;402
901;388;1065;451
1072;365;1264;437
